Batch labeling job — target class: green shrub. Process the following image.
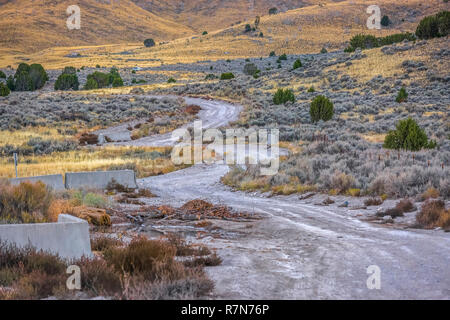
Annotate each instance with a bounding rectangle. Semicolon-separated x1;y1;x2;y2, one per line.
28;64;48;90
310;95;334;123
205;74;217;80
307;86;315;93
167;77;176;83
344;46;356;53
350;34;379;49
85;71;110;89
202;31;208;35
84;78;98;90
0;71;5;78
144;38;155;47
381;15;391;27
10;63;48;91
244;24;252;33
55;66;79;91
108;67;121;84
346;33;415;52
243;63;259;76
14;71;33;91
54;73;79;91
16;63;30;75
416;11;449;39
269;51;276;57
112;76;123;87
269;7;278;15
220;72;235;80
378;32;415;46
396;87;408;103
278;53;287;61
0;83;10;97
273;88;295;105
383;117;436;151
293;59;302;69
320;47;328;54
62;66;76;75
6;76;14;91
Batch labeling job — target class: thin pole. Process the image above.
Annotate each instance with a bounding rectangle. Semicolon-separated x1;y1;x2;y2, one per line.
13;153;18;178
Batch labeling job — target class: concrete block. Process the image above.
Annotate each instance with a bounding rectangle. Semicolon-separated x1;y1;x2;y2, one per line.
9;174;65;191
65;170;137;190
0;214;92;260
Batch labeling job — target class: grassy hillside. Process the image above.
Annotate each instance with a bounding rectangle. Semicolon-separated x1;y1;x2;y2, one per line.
0;0;447;69
131;0;317;31
0;0;193;53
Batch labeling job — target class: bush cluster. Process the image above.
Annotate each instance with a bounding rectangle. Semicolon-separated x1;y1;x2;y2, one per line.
54;66;79;91
293;59;302;70
0;82;10;97
416;11;449;39
0;137;78;157
310;95;334;123
345;33;416;52
143;38;155;47
273;88;295;105
383;117;436;151
0;235;216;300
84;68;123;90
8;63;48;91
220;72;235;80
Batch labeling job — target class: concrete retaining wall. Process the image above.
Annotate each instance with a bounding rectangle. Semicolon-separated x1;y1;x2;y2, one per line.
65;170;137;190
0;214;92;260
9;174;65;191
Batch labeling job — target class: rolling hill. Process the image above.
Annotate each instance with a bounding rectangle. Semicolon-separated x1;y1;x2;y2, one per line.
0;0;193;52
130;0;318;31
0;0;447;67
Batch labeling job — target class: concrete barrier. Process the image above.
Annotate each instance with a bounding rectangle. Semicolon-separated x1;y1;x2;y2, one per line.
65;170;137;190
9;174;65;191
0;214;92;260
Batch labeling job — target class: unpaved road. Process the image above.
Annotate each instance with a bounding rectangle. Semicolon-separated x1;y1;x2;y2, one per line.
96;96;242;147
120;96;449;299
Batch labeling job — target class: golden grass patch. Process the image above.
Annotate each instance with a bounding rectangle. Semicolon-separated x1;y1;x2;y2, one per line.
0;146;178;179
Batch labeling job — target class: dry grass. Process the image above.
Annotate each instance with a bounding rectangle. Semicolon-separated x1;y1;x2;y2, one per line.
0;235;217;300
338;36;450;82
1;0;445;69
421;187;440;200
0;127;71;147
0;181;54;224
416;200;450;230
0;0;191;54
0;146;178;179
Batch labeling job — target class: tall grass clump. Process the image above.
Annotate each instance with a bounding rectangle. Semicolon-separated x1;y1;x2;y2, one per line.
0;181;53;224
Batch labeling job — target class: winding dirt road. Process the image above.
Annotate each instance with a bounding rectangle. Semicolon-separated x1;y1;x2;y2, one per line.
125;96;449;299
